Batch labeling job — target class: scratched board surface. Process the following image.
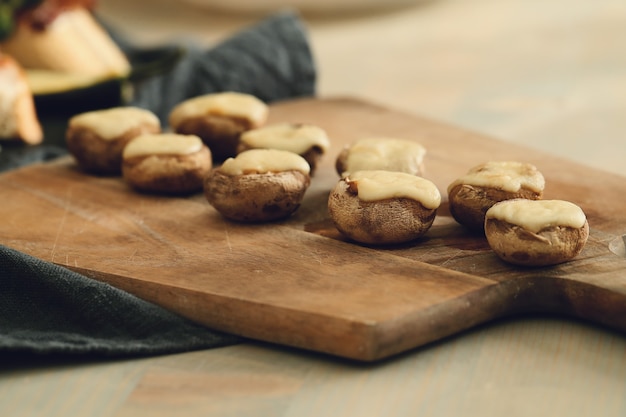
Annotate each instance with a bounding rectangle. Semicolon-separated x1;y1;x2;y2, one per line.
1;97;625;361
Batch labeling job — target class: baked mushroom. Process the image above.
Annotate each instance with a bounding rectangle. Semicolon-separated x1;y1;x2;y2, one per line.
327;170;441;245
447;161;545;233
122;133;212;194
204;149;311;222
335;137;426;177
168;92;268;162
237;122;330;174
485;199;589;266
66;106;161;175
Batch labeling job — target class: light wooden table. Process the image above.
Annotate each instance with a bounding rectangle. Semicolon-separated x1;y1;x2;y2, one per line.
2;0;625;416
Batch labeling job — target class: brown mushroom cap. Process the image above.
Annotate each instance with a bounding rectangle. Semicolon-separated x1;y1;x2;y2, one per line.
448;183;542;233
327;170;440;245
335;137;426;177
484;199;589;266
204;169;310;222
122;133;212;194
66;107;161;175
203;149;311;222
173;114;251;163
168;92;268;162
237;123;330;175
447;161;544;233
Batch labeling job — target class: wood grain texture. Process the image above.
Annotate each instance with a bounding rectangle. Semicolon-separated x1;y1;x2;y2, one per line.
1;97;625;361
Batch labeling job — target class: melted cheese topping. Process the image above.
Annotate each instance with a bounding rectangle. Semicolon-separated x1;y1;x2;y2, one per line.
486;199;586;233
347;170;441;209
69;107;160;140
220;149;310;176
342;137;426;176
169;92;268;129
447;161;545;194
240;123;330;154
123;134;203;158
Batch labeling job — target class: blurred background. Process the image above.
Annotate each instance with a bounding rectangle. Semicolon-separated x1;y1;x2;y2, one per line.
2;0;624;175
95;0;626;176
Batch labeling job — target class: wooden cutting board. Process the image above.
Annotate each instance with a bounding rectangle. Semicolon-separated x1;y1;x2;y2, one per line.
1;97;625;361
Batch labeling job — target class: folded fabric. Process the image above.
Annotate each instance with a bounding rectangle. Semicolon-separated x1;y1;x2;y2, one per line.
0;245;243;356
124;10;316;123
0;11;316;357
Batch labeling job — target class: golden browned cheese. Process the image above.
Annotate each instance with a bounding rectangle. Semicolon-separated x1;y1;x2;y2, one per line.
66;107;161;175
168;92;268;162
486;199;586;232
238;122;330;174
347;170;441;208
220;149;311;176
70;107;160;141
239;123;330;154
122;133;212;195
169;92;268;131
123;133;203;158
447;161;545;233
336;137;426;177
447;161;545;194
484;199;589;266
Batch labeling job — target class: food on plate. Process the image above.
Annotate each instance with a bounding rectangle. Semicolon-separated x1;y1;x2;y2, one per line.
0;2;130;79
1;1;98;40
237;122;330;174
169;92;269;162
485;199;589;266
327;170;441;245
335;137;426;177
122;133;212;194
1;1;127;147
66;106;161;175
0;53;43;144
447;161;545;233
204;149;311;222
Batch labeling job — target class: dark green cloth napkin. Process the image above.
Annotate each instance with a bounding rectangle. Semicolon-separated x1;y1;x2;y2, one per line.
0;245;242;356
0;11;315;357
123;11;316;122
